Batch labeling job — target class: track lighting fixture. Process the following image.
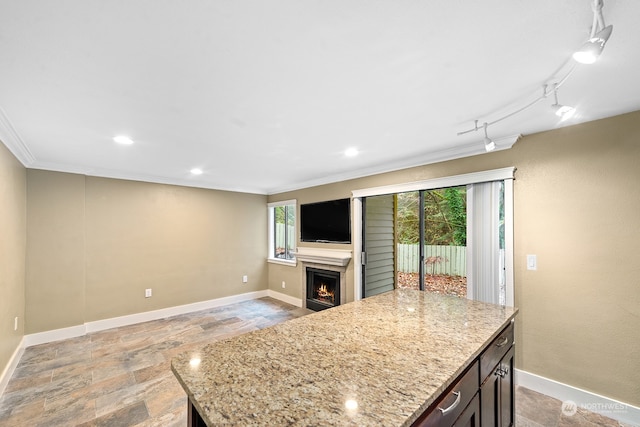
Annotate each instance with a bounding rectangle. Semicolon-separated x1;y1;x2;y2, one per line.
457;0;612;146
573;0;613;64
551;84;576;122
573;24;613;65
483;122;495;152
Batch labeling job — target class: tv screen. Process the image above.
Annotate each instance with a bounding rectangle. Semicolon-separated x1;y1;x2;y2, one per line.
300;198;351;243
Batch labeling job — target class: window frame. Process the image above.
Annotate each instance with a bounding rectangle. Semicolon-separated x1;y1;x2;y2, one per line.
267;199;297;266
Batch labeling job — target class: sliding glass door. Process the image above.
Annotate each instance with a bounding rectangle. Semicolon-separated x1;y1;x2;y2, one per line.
358;168;513;306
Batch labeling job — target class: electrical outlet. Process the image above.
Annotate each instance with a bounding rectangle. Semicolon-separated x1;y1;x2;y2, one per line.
281;281;286;289
145;288;152;298
242;275;248;283
14;317;18;331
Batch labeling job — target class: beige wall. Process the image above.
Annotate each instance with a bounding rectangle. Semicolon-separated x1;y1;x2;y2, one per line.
0;141;26;375
268;111;640;407
25;173;268;332
26;171;85;332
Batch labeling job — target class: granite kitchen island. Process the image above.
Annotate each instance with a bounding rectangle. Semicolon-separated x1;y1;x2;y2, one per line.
171;289;518;426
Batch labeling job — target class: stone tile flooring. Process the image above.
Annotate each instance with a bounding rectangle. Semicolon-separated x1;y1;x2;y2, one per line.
515;386;634;427
0;297;630;426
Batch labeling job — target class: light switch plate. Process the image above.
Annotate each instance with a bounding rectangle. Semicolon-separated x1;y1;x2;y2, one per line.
526;254;537;270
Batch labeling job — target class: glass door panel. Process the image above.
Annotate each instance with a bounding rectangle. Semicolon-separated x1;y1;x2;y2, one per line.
422;186;467;297
395;191;421;290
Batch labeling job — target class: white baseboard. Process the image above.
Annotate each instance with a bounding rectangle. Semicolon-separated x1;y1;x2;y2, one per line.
23;290;270;348
0;337;25;398
267;289;302;307
85;290;269;333
23;324;87;347
516;369;640;426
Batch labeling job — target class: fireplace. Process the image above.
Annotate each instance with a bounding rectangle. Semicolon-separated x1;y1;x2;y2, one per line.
306;267;341;312
296;247;351;312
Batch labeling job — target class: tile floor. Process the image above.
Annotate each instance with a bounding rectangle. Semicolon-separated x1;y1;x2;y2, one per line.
0;297;630;426
515;386;634;427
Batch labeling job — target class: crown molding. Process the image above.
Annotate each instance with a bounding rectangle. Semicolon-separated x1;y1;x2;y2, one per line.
0;106;36;166
266;134;521;195
25;134;519;196
1;106;519;197
27;160;267;195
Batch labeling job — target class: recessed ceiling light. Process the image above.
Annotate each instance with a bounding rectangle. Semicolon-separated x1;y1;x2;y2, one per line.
190;168;203;175
345;147;359;157
113;135;134;145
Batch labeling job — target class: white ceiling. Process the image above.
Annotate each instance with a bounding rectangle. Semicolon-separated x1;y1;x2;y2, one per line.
1;1;638;195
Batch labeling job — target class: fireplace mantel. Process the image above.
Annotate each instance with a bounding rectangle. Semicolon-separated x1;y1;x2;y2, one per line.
295;247;352;267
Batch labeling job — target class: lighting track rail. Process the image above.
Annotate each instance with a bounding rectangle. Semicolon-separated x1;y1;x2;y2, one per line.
458;0;613;150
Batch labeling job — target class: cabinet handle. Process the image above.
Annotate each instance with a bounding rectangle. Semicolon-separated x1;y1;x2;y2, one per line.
496;336;509;348
501;365;509;377
438;391;461;415
494;365;510;378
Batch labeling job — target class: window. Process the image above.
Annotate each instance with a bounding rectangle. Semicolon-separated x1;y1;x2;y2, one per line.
268;200;296;265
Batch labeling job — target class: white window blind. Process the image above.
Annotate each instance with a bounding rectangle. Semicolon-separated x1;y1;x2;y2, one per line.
466;181;504;305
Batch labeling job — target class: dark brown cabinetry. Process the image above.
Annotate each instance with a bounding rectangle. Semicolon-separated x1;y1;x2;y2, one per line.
412;361;479;427
480;345;515;426
412;319;515;427
480;321;515;427
454;394;481;427
187;400;207;427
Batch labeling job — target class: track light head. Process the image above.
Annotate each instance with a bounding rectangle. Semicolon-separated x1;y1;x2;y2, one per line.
483;122;496;152
554;105;577;121
573;24;613;64
484;138;496;152
551;84;577;122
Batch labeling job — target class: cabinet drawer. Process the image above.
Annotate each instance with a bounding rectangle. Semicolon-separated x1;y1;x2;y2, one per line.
480;320;514;383
412;360;479;427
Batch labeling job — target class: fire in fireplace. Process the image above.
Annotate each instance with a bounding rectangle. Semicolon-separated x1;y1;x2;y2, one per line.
306;267;340;312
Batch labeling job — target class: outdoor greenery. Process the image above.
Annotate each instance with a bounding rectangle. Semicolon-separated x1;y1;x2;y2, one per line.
396;187;467;246
273;204;295;259
274;205;295;225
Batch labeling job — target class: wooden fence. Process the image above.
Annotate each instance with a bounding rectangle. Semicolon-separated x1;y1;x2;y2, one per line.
279;223;465;276
397;244;466;276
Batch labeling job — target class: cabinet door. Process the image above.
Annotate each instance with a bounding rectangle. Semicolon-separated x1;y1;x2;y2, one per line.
499;346;515;427
480;364;499;426
480;345;515;427
453;394;480;427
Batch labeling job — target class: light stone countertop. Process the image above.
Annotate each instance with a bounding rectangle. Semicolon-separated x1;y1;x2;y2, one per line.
171;289;518;426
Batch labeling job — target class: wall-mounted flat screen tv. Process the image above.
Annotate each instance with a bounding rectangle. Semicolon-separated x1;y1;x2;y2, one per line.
300;198;351;244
